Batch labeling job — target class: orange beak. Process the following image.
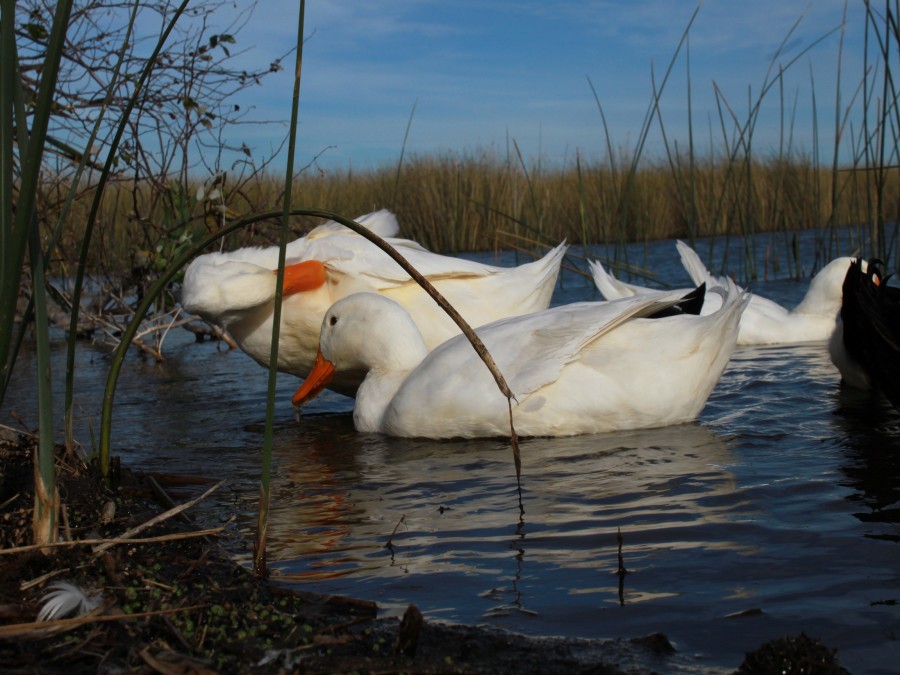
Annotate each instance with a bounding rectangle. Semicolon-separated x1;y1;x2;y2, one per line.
275;260;327;296
292;350;336;407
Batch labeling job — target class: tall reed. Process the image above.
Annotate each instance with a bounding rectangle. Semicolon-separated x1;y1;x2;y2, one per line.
1;0;76;545
255;0;307;578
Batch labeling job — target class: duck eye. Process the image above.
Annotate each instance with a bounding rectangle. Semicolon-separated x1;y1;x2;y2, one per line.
329;315;338;326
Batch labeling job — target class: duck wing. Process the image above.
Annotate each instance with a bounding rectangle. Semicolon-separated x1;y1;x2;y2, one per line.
423;291;695;401
647;284;706;317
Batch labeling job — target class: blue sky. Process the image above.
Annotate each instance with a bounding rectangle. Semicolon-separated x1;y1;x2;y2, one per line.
215;1;867;172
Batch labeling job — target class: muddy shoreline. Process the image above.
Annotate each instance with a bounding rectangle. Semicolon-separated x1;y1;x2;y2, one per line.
0;430;849;673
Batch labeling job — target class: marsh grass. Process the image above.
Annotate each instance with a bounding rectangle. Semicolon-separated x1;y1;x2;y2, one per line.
46;153;894;274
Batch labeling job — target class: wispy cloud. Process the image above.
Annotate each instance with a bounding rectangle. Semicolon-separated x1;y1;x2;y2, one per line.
204;0;865;172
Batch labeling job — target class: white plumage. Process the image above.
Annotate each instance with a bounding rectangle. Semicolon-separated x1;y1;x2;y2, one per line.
294;284;749;438
37;582;101;622
182;210;566;396
590;240;854;346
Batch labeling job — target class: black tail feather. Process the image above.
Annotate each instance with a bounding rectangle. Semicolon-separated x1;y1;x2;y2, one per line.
648;283;706;319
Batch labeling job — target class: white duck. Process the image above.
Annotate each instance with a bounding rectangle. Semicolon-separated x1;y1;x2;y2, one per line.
293;285;749;438
590;240;854;346
182;210;567;396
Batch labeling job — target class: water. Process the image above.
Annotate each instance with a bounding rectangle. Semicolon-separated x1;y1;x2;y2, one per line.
5;228;900;673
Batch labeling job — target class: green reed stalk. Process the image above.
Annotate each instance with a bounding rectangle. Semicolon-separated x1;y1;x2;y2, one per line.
26;2;71;540
28;209;58;545
705;9;839;279
615;4;701;271
97;204;525;510
825;2;849;263
392;98;417;212
873;1;892;262
0;57;41;429
0;1;20;402
809;61;824;264
684;35;700;247
72;0;191;481
867;0;900;266
512;139;542;236
255;0;306;578
0;2;13;305
771;67;787;279
652;37;703;249
5;0;76;545
586;76;619;260
883;1;900;267
742;87;756;280
860;3;875;258
99;213;279;472
575;151;590;255
56;2;140;451
18;42;58;540
0;0;71;406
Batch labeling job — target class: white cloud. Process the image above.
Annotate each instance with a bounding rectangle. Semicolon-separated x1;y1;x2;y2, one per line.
204;0;872;170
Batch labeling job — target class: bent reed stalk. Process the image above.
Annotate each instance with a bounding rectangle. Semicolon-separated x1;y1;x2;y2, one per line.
97;208;523;487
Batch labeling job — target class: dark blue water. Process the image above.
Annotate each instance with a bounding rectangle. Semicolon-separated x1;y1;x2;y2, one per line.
4;227;899;674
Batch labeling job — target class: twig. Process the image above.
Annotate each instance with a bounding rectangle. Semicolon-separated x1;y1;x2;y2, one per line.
0;493;20;510
20;569;66;592
157;307;182;354
384;515;406;550
60;503;72;542
616;527;627;607
145;474;190;519
92;480;223;554
508;401;523;518
211;323;238;349
324;214;524;494
616;527;626;574
0;422;35;439
0;605;207;639
1;527;226;556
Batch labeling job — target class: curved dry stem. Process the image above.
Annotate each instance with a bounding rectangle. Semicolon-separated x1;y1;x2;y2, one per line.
319;212;524;492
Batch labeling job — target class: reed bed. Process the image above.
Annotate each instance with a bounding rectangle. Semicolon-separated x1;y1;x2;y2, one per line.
36;152;900;279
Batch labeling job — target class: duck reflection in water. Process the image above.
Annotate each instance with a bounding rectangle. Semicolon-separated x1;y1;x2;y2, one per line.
261;417;741;611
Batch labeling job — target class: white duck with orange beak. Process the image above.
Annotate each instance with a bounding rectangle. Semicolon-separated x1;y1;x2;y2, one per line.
294;283;748;438
182;210;567;397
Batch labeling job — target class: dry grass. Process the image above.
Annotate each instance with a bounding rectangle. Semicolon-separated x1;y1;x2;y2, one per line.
37;151;898;278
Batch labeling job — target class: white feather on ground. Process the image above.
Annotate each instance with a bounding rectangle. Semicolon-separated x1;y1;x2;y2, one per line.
37;581;101;622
